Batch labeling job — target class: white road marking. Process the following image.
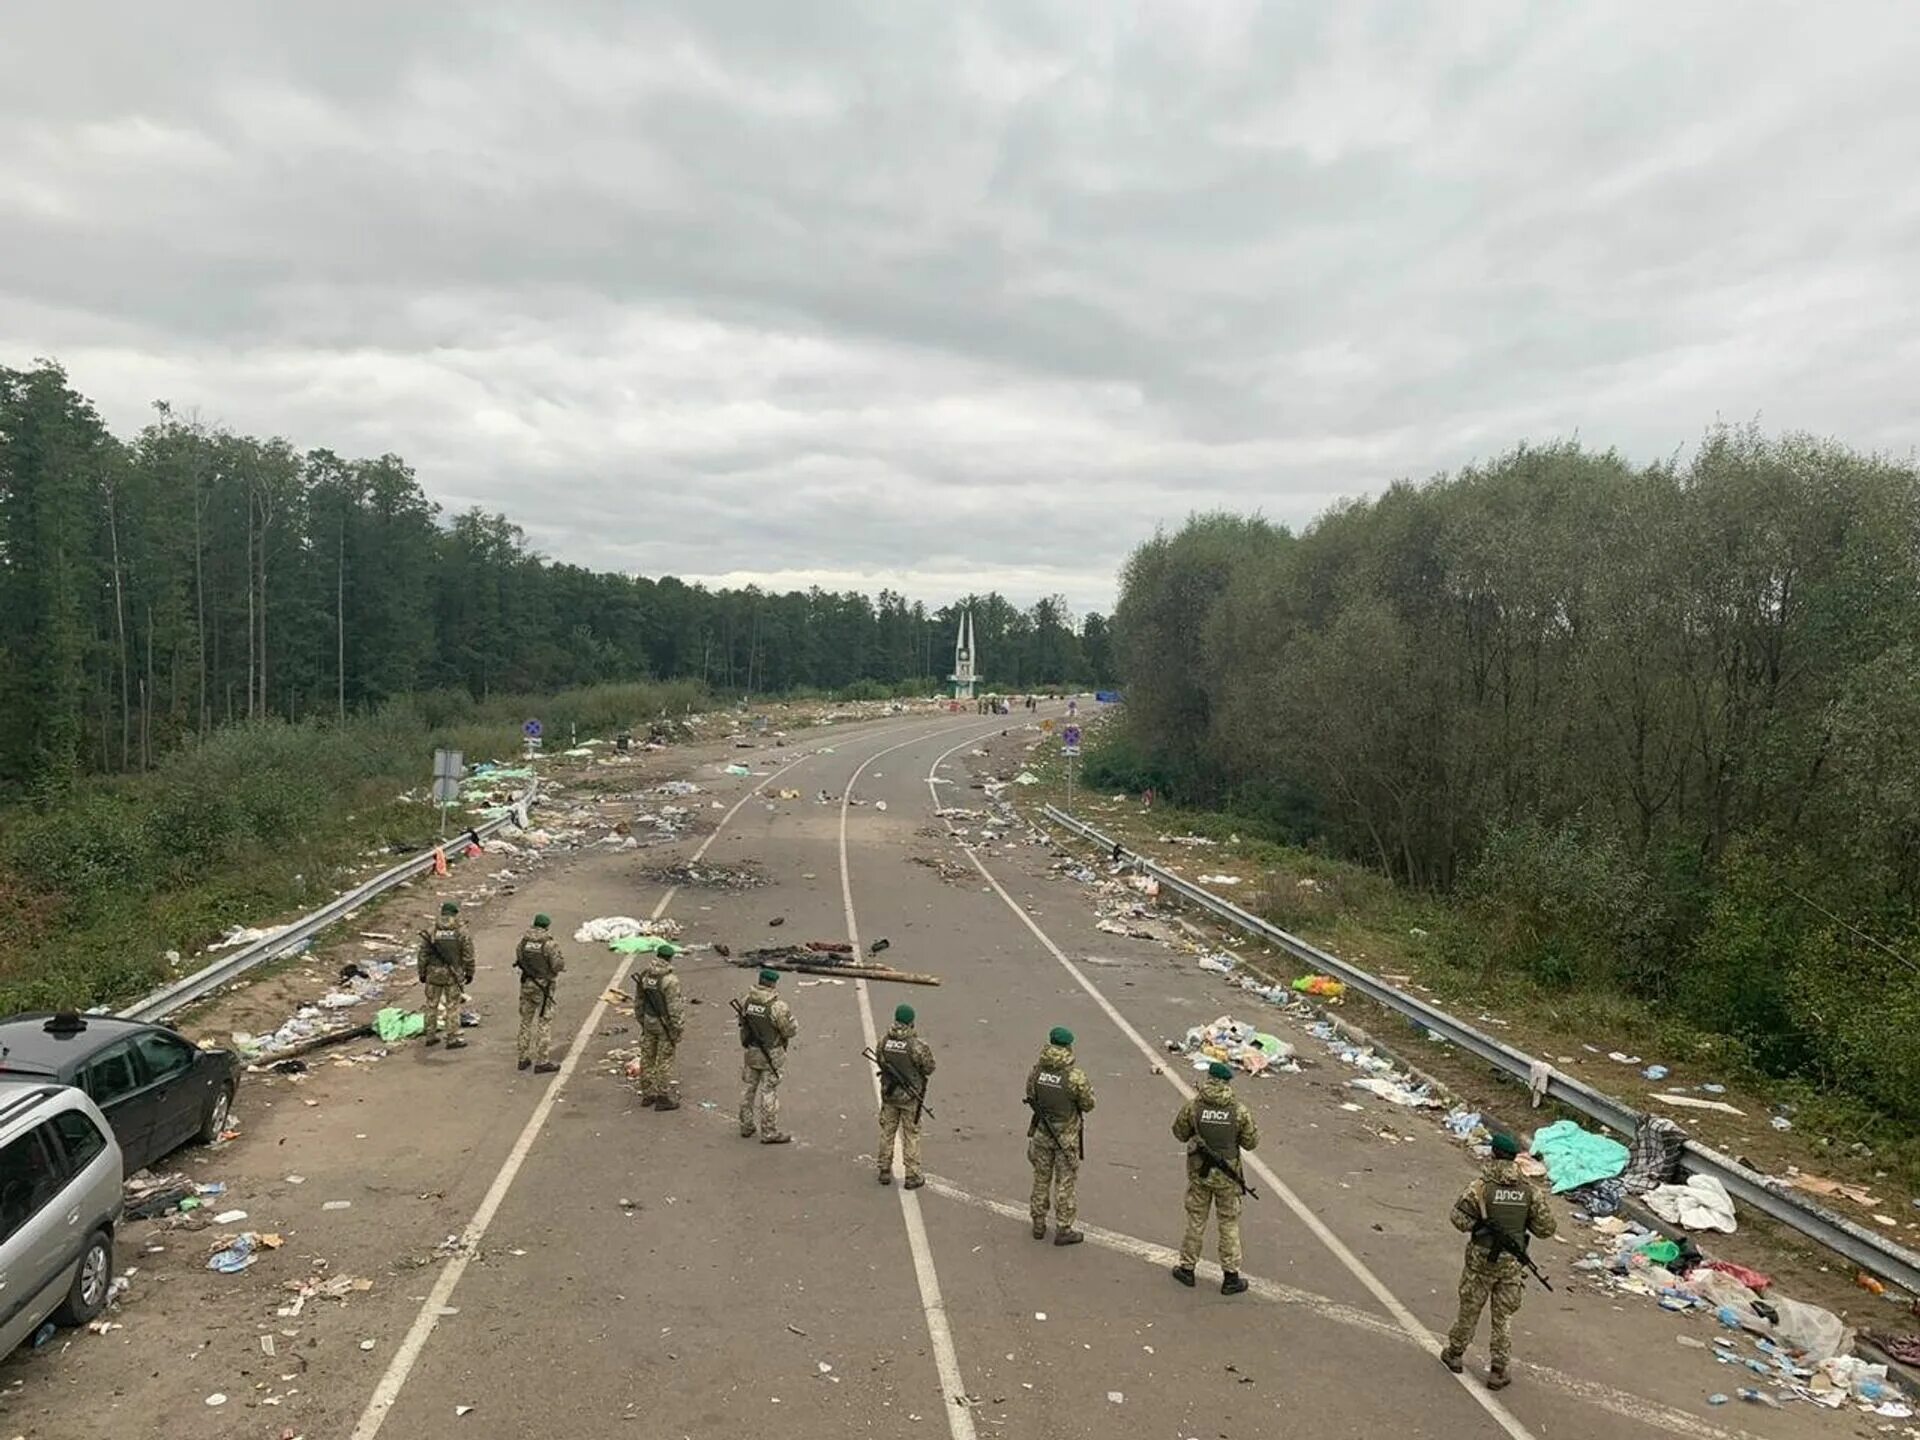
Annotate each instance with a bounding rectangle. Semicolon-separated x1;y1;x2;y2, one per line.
347;730;912;1440
838;723;1013;1440
923;735;1543;1440
921;1175;1752;1440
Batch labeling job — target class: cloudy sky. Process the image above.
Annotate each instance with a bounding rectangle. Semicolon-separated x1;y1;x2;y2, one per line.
4;3;1917;615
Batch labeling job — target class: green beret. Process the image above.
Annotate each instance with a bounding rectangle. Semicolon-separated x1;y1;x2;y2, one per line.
1207;1060;1234;1081
441;901;459;915
894;1004;915;1025
656;943;677;960
1049;1026;1074;1047
1490;1133;1520;1159
758;968;780;985
533;913;551;929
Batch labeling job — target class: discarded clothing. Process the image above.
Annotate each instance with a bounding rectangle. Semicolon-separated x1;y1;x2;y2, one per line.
1568;1177;1627;1217
1291;974;1346;998
1529;1119;1630;1194
1348;1076;1438;1108
1621;1114;1688;1193
1646;1174;1738;1233
1703;1260;1772;1292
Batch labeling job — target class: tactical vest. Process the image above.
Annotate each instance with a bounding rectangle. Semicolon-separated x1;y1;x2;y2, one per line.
1482;1182;1531;1250
1195;1097;1241;1167
637;969;671;1021
1031;1064;1075;1122
516;936;556;981
428;926;463;969
740;993;780;1050
880;1034;923;1095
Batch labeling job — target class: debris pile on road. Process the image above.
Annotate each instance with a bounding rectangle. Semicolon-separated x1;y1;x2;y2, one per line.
231;957;405;1062
276;1269;374;1318
734;946;941;986
1168;1015;1299;1076
1566;1215;1918;1416
642;860;768;890
574;915;683;944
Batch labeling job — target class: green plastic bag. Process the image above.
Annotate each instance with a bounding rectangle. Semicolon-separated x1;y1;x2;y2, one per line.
1636;1238;1682;1266
376;1007;426;1042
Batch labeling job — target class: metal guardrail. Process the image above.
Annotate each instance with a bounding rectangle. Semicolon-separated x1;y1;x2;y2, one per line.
119;781;539;1024
1042;804;1920;1295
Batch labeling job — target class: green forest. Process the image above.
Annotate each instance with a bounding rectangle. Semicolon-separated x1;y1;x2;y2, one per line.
1108;429;1920;1128
0;360;1112;796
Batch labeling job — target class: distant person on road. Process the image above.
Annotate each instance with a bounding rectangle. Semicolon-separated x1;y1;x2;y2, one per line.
1441;1132;1556;1389
512;913;565;1073
875;1003;936;1187
418;901;475;1050
1170;1061;1260;1294
634;943;685;1111
736;968;798;1144
1024;1027;1096;1245
1067;697;1078;717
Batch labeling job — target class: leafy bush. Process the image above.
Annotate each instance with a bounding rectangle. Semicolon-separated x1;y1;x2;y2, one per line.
1447;820;1663;991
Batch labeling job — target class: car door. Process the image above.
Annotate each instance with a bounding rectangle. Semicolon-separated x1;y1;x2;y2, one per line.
128;1031;203;1160
79;1042;155;1173
0;1126;73;1356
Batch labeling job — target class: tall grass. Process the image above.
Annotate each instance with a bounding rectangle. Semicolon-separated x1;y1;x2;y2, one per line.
0;680;708;1013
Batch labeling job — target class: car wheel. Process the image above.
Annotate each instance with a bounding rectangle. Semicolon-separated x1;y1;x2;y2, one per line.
53;1229;113;1327
196;1085;233;1145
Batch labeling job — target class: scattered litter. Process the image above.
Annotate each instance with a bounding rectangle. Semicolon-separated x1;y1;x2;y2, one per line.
211;1210;248;1225
207;1234;261;1273
1291;975;1346;999
1769;1115;1793;1132
1779;1170;1881;1208
1608;1052;1643;1065
360;1339;377;1351
323;1200;353;1211
1172;1016;1299;1076
1107;1391;1124;1404
206;1393;228;1407
1348;1077;1439;1108
1196;876;1241;886
575;916;681;944
1651;1093;1745;1117
1642;1065;1669;1081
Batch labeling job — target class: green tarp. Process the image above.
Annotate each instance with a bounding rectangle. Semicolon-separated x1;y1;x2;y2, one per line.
375;1007;426;1042
1529;1118;1630;1194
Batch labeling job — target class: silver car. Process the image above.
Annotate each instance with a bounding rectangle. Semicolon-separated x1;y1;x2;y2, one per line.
0;1083;123;1355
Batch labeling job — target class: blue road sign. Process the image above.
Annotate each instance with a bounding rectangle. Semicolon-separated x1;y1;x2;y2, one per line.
523;719;543;739
1063;724;1082;755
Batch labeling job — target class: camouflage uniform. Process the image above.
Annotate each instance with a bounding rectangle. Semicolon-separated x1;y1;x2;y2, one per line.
512;927;565;1065
1024;1044;1096;1235
417;916;475;1046
634;954;685;1104
736;983;798;1139
1171;1077;1260;1272
875;1021;937;1184
1441;1159;1557;1379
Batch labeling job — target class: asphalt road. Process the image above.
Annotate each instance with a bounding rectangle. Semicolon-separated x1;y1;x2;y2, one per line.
3;710;1855;1439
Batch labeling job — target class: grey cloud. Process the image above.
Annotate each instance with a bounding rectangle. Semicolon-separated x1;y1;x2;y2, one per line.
4;2;1918;617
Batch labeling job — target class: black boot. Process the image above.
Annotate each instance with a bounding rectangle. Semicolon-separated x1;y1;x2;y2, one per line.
1171;1265;1196;1287
655;1097;680;1111
532;1060;558;1073
1220;1272;1248;1296
517;1058;531;1072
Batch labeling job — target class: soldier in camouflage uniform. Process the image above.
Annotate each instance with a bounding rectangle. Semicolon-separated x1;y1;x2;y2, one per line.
736;968;797;1144
417;901;475;1050
1170;1060;1261;1294
512;913;565;1073
1024;1026;1096;1245
1441;1132;1557;1389
633;944;684;1110
875;1003;936;1188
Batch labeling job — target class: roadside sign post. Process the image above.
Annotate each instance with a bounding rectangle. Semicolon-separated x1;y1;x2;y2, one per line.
1062;725;1082;816
432;749;465;838
523;718;543;760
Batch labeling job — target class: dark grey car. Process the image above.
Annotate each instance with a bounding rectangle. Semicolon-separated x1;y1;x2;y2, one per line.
0;1015;240;1175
